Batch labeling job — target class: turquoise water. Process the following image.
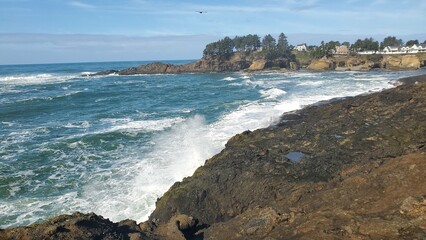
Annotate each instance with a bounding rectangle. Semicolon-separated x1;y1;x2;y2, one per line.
1;61;424;228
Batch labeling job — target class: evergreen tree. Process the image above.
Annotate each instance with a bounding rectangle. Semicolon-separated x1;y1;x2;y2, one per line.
342;42;350;47
406;39;419;47
351;38;379;51
277;33;289;57
233;36;245;52
262;34;276;51
381;36;403;48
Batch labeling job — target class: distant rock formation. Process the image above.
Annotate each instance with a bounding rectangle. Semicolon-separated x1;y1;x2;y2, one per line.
87;55;299;76
307;54;423;71
306;57;335;70
382;55;421;70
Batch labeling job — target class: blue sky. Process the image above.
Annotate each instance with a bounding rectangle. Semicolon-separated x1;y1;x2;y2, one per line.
0;0;425;64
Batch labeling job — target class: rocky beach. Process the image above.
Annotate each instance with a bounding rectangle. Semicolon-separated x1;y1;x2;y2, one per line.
1;73;425;239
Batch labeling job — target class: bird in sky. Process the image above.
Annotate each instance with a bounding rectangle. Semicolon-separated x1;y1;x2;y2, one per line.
197;11;207;14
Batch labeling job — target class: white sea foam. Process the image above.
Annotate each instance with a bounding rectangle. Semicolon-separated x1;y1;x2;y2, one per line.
297;80;325;86
0;73;77;86
222;76;237;81
260;88;287;99
64;121;91;129
109;117;185;133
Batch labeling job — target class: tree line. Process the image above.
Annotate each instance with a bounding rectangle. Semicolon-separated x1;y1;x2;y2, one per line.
203;33;292;60
310;36;426;59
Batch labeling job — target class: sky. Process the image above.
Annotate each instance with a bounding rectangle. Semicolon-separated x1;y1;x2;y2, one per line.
0;0;425;64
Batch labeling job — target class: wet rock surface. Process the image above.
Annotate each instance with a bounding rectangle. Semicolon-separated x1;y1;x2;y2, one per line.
149;74;426;239
1;74;426;239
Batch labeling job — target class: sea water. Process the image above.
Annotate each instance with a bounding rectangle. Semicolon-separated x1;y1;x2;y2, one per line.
0;60;424;228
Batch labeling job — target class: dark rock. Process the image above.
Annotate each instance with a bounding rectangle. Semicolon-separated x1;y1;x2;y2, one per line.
0;212;153;240
90;55;296;76
84;70;118;77
149;74;426;238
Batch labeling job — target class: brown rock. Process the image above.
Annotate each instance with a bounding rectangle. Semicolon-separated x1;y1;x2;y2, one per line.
152;214;196;240
307;58;335;70
383;55;421;70
248;59;266;70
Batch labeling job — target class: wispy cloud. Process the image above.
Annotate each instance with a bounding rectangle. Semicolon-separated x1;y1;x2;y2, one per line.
68;1;96;9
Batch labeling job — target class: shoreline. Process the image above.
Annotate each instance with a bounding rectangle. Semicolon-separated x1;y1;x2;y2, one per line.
85;53;426;76
1;74;426;239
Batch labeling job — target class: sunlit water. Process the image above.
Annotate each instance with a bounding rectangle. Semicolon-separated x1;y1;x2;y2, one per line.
0;60;424;228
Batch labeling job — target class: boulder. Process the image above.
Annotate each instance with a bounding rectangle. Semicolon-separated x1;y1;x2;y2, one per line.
383;55;421;70
0;212;150;240
248;60;266;70
307;58;335;70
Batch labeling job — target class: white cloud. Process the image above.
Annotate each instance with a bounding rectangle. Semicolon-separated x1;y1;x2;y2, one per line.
68;1;96;9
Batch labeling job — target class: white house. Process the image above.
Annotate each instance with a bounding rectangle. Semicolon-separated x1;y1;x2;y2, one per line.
383;46;400;53
295;43;307;51
398;44;426;53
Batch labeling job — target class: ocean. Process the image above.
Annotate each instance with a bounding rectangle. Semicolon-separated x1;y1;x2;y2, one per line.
0;60;424;228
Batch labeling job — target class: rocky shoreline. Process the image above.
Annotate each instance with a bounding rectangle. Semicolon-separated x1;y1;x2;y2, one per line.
86;53;426;76
1;74;426;240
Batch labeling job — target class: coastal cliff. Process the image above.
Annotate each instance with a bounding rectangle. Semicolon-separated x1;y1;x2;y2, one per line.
307;54;425;71
89;53;425;76
1;74;426;240
89;54;298;76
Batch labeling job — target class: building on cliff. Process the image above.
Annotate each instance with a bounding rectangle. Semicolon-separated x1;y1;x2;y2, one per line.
295;43;307;51
334;45;349;55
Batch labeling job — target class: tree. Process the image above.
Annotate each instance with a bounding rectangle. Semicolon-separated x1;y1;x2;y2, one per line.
233;36;245;52
342;42;350;47
277;33;289;57
202;36;235;59
310;40;328;59
218;37;234;59
381;36;403;49
262;34;276;50
405;39;419;47
351;38;379;51
423;40;426;44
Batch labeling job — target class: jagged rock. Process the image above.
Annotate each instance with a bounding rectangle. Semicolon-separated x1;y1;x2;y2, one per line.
289;61;299;70
382;55;421;70
306;58;335;70
84;70;118;76
151;214;196;240
203;207;286;239
248;59;266;70
149;74;426;238
0;212;152;240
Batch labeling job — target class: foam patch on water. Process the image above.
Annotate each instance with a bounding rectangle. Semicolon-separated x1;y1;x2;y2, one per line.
0;73;78;86
297;80;325;86
222;76;237;81
260;88;287;99
108;117;185;132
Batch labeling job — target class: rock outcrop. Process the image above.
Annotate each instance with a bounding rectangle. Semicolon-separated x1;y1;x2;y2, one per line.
299;53;425;71
382;55;421;70
1;74;426;240
0;212;154;240
148;74;426;239
248;59;266;70
306;58;335;70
